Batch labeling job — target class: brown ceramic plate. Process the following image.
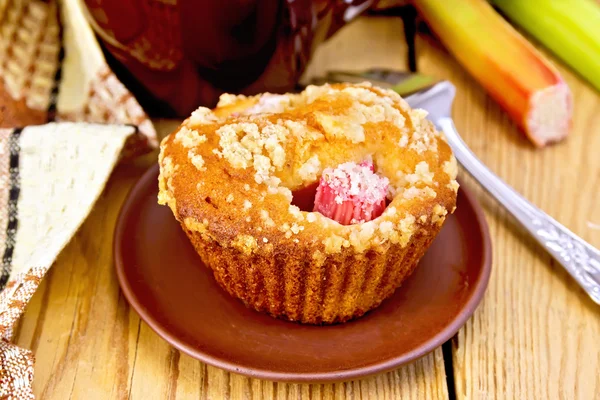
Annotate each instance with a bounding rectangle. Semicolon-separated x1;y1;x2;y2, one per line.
114;164;491;383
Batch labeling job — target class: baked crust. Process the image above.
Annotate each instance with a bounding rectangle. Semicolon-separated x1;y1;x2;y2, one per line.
158;83;458;324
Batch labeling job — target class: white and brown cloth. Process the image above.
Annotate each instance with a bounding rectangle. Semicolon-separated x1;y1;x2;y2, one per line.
0;0;157;397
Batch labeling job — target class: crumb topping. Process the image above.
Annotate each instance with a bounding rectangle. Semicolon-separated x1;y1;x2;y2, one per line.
176;126;207;148
243;94;290;114
158;82;457;255
379;220;394;234
407;110;439;154
188;107;218;126
298;155;321;182
215;121;289;188
288;205;304;221
398;133;409;147
157;153;177;206
217;93;248;107
251;155;270;184
290;223;304;234
231;234;258;255
443;158;457;178
402;186;428;200
406;161;434;185
188;149;205;170
215;123;257;169
443;158;460;193
432;204;448;225
260;210;275;227
447;180;460;193
424;187;437;198
311;86;407;144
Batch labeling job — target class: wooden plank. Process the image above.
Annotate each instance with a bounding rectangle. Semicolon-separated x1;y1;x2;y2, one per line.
415;27;600;400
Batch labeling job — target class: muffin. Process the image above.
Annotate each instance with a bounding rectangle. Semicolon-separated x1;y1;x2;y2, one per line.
158;83;459;324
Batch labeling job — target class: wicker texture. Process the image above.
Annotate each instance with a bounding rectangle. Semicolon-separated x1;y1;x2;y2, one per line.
0;0;60;112
0;0;157;154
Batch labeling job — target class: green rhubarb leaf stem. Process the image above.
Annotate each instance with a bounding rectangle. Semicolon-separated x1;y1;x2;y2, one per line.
491;0;600;91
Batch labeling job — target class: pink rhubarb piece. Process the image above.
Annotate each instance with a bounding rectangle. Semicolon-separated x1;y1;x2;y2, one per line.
313;161;389;225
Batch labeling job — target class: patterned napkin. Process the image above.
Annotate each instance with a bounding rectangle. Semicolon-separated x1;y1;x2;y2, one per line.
0;0;157;397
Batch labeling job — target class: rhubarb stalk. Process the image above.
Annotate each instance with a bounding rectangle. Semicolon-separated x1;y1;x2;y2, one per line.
413;0;573;147
491;0;600;92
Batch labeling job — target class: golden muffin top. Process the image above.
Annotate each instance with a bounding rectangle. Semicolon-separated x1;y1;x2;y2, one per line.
158;83;458;256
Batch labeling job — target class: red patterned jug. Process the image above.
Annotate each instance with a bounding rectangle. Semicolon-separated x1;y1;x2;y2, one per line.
82;0;377;117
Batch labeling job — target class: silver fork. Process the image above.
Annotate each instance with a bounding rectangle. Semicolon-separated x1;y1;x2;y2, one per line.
311;71;600;304
408;80;600;305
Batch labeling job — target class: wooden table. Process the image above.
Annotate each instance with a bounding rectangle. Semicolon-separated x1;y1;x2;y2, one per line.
13;16;600;399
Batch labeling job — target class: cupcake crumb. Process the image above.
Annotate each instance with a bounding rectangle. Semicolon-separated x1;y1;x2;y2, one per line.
176;126;207;148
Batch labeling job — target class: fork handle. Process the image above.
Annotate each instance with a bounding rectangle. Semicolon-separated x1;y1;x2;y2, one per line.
438;117;600;305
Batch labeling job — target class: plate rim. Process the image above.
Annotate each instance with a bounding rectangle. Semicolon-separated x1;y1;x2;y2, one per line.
114;164;492;383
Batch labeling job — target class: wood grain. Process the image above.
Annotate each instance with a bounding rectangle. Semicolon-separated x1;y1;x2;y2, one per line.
12;15;600;400
414;21;600;400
